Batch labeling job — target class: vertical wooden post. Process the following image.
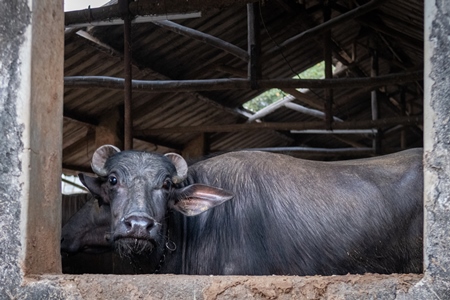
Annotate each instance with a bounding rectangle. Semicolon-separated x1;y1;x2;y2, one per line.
17;0;64;275
121;0;133;150
95;107;124;149
247;2;261;89
400;87;407;149
323;2;333;130
182;134;207;161
371;48;381;154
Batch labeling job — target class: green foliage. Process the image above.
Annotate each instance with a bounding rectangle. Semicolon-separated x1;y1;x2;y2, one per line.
294;61;325;79
243;89;284;112
243;61;326;113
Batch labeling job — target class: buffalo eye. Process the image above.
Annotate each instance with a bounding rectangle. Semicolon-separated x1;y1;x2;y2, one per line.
162;178;172;190
108;175;117;186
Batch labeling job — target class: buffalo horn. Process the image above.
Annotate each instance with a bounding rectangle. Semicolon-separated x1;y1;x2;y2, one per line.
164;153;188;183
91;145;121;176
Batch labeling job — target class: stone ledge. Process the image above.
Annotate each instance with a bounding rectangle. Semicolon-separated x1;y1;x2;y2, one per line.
25;273;424;299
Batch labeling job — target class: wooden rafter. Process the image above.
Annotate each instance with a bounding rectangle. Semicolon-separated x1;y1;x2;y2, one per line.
153;20;249;61
65;0;259;26
265;0;387;57
64;70;423;91
133;115;422;136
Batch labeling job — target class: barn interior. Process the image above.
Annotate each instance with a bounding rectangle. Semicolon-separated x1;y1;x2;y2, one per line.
61;0;424;273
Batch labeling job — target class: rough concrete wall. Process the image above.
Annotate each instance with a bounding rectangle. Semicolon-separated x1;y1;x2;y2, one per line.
0;0;64;298
0;0;31;297
412;0;450;297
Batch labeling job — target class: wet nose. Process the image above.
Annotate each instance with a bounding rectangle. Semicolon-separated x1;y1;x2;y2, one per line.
123;215;155;234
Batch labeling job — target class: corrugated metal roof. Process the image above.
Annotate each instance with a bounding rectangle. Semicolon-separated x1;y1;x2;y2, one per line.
63;0;424;173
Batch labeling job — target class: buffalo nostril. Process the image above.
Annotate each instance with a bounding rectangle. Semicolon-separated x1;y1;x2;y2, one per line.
123;216;155;233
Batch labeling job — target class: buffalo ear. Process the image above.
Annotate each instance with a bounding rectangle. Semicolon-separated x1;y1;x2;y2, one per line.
170;184;234;216
78;173;107;205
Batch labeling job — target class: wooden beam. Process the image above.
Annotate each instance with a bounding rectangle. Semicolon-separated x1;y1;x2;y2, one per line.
214;64;247;77
64;70;423;91
331;135;370;149
72;29;246;120
65;0;259;26
133;115;422;135
153;20;248;61
95;107;123;149
63;109;99;126
235;146;374;155
274;0;301;14
280;88;322;110
265;0;386;57
62;116;181;151
182;134;207;160
73;30;167;80
358;18;423;50
62;131;96;164
135;136;183;151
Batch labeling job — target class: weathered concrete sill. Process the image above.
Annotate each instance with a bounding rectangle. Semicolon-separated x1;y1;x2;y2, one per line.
31;273;423;299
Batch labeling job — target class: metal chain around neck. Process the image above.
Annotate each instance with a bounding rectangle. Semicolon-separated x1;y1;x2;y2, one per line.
153;229;176;274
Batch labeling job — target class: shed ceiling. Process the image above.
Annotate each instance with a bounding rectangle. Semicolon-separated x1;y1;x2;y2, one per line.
62;0;423;174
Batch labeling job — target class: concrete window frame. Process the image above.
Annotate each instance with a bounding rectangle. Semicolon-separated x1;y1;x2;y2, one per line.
1;0;449;298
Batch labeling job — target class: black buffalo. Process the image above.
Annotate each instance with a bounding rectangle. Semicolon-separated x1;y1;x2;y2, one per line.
78;145;423;275
61;195;154;274
61;195;112;254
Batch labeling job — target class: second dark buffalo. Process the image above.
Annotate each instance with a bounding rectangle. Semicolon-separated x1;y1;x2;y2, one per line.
77;145;423;275
61;195;112;254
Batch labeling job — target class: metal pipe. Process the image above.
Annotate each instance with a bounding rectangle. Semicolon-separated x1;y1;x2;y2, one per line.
284;102;343;122
247;94;295;123
290;129;377;135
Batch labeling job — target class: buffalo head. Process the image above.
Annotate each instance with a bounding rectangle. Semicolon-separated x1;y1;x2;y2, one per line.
79;145;233;257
